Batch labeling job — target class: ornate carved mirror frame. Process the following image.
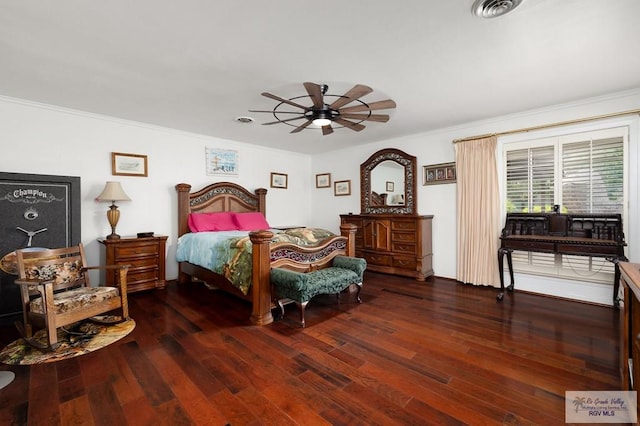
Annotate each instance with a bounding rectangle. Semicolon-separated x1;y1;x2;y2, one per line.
361;148;417;214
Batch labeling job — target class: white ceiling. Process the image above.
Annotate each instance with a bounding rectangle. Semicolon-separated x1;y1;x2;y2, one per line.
2;1;639;155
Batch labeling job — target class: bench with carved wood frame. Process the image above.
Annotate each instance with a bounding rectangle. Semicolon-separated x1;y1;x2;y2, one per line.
270;255;366;327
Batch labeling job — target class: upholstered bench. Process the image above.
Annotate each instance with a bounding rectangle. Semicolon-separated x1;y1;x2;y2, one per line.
270;255;367;327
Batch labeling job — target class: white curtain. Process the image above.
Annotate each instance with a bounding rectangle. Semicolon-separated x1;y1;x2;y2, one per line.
455;136;500;287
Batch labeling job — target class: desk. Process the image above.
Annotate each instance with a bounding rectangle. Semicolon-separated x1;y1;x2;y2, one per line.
498;213;626;304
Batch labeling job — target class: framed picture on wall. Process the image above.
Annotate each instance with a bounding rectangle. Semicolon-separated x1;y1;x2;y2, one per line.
270;172;288;189
334;180;351;196
112;152;148;177
423;162;456;185
316;173;331;188
206;148;239;175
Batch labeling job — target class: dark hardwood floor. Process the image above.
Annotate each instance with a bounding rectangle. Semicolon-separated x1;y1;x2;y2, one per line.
0;272;621;425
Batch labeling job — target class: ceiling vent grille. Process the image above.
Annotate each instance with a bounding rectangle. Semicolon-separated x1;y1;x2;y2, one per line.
472;0;524;18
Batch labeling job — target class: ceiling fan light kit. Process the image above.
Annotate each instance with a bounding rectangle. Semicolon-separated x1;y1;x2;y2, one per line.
250;82;396;135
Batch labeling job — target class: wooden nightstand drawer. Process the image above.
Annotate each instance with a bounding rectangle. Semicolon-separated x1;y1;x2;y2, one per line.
127;269;159;283
98;235;167;293
121;256;158;269
116;243;158;257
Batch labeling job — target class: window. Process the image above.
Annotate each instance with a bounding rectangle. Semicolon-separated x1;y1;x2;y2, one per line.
503;127;628;282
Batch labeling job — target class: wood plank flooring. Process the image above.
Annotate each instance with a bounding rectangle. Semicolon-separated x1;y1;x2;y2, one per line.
0;272;621;425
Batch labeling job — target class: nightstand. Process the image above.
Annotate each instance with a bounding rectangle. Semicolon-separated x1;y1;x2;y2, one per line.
98;235;167;293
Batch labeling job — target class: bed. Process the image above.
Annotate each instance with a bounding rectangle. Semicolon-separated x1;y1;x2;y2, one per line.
175;181;356;325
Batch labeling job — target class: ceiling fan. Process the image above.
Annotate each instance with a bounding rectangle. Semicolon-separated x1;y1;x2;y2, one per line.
250;82;397;135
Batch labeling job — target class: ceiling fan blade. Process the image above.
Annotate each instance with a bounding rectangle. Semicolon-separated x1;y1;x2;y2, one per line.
262;116;307;125
290;120;313;133
249;110;306;114
322;125;334;136
338;99;397;113
303;82;324;109
328;84;373;110
339;113;390;123
262;92;310;110
333;117;366;131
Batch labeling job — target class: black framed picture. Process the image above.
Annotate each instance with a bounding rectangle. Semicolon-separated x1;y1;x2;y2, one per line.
0;172;81;319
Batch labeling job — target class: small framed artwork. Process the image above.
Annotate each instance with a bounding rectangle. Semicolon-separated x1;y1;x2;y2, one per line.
334;180;351;196
206;147;238;175
270;172;288;189
423;162;456;185
112;152;148;177
316;173;331;188
386;181;394;192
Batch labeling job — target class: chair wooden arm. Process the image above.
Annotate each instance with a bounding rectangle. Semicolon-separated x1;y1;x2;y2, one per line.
82;265;130;293
14;278;55;287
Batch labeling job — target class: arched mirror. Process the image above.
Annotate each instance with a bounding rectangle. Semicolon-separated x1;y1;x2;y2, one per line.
361;148;417;214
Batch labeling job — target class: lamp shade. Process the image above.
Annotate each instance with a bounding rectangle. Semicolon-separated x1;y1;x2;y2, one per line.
96;181;131;202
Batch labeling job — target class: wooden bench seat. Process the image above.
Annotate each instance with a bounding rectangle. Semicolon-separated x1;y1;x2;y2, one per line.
270;256;366;327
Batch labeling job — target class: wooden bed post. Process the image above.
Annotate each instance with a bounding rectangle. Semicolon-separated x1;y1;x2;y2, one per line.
249;230;274;325
340;223;357;257
175;183;193;284
255;188;267;215
175;183;192;237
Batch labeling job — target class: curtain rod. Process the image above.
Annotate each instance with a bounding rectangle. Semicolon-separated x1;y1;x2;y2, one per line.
452;108;640;143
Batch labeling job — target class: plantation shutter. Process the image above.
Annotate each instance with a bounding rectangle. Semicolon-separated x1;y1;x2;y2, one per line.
558;131;624;278
502;127;626;283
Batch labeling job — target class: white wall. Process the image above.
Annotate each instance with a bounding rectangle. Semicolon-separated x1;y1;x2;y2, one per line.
311;88;640;305
0;96;312;281
3;89;639;305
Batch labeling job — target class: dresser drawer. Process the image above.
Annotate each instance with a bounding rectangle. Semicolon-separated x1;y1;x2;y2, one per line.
115;243;159;257
365;253;392;266
392;231;416;243
392;256;416;270
392;221;417;231
392;242;417;254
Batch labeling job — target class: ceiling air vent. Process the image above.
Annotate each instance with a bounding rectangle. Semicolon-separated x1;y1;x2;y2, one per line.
472;0;524;18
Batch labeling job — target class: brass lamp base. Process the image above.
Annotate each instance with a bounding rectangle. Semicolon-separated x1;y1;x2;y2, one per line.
106;203;122;240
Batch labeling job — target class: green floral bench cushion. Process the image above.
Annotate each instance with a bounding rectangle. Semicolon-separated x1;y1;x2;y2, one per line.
332;255;366;280
30;287;120;314
270;256;366;303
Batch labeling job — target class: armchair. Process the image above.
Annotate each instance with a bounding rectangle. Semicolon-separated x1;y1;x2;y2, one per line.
14;243;129;350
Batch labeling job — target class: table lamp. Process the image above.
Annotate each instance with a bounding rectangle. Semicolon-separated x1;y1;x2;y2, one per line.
96;181;131;239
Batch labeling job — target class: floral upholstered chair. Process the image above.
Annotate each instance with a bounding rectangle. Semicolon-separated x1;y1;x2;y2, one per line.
14;243;129;350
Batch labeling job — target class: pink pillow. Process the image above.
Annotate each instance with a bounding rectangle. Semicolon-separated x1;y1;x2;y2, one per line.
188;212;238;232
234;212;270;231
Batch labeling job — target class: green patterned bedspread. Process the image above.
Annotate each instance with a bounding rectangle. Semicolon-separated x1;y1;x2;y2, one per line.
176;228;337;295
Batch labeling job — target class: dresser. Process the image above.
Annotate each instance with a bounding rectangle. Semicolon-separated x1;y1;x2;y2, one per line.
619;262;640;416
98;235;167;293
340;214;433;280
